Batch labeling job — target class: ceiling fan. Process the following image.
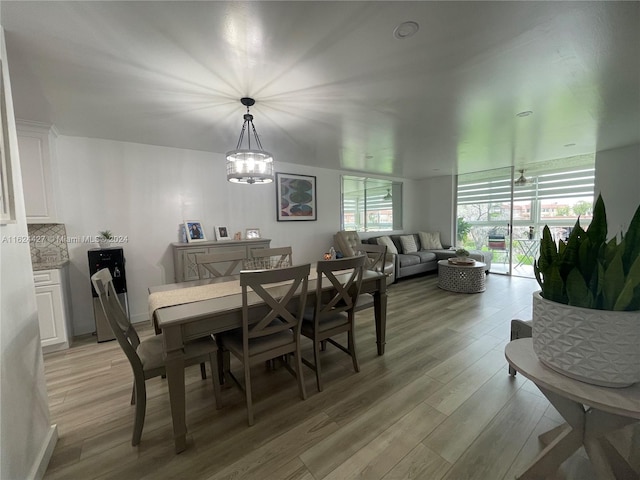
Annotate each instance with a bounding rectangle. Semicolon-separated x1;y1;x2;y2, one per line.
514;170;528;186
383;188;392;200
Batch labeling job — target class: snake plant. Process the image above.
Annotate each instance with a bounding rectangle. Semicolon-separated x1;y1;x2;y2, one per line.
534;194;640;311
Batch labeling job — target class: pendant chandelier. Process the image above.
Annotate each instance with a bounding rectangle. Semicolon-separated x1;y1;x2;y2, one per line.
226;97;274;184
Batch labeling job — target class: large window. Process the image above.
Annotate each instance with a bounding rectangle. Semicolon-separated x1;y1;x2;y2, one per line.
456;155;595;275
341;176;402;232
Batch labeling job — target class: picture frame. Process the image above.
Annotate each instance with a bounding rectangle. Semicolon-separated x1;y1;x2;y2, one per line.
276;172;317;221
184;220;206;242
245;228;261;239
214;225;231;241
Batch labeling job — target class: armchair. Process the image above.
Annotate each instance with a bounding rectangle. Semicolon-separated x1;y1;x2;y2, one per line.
334;230;395;284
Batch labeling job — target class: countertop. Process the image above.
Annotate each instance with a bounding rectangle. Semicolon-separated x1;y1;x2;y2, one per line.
32;260;69;271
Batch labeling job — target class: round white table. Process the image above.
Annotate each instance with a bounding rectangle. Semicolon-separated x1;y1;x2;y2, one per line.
505;338;640;480
437;259;486;293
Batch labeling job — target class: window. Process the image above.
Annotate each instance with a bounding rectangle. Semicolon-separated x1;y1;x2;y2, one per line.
456;156;595;275
341;176;402;232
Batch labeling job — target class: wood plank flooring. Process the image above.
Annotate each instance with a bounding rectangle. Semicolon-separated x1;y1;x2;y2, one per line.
42;273;623;479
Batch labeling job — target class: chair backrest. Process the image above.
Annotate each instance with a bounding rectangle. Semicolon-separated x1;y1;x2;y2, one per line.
356;243;387;273
314;255;366;321
91;268;143;373
244;246;293;270
488;234;507;250
333;231;361;257
239;264;310;344
195;250;246;279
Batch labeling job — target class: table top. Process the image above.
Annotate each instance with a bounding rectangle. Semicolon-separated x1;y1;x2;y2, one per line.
505;339;640;419
438;259;486;269
150;268;385;329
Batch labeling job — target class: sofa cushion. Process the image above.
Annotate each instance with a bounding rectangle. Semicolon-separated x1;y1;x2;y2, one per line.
399;235;418;253
412;251;437;262
376;236;398;255
398;253;421;267
419;231;443;250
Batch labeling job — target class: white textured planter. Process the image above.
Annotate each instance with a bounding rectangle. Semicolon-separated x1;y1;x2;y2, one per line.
532;291;640;388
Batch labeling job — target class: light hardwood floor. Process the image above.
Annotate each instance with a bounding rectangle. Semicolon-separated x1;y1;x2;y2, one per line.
42;273;631;479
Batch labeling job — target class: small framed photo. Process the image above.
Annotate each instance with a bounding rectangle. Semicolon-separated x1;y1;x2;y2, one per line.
214;225;231;241
276;172;317;221
184;220;206;242
245;228;261;239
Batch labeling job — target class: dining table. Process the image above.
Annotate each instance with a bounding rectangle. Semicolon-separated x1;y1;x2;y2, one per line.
148;267;387;453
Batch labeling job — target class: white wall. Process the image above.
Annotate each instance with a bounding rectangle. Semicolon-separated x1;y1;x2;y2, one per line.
0;28;56;480
595;143;640;237
55;136;419;334
412;175;456;246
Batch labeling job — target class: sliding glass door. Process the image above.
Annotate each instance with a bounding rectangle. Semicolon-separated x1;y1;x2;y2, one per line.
456;156;595;277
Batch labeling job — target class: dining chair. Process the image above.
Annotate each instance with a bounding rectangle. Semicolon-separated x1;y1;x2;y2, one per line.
354;243;387;311
195;250;246;279
244;246;293;270
217;263;310;426
91;268;222;446
301;255;366;392
488;234;509;265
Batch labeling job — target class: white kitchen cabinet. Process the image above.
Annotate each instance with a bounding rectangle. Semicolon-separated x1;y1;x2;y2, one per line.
17;122;58;223
34;267;71;353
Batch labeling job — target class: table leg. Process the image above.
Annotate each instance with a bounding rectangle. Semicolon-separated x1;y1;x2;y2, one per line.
164;343;187;453
373;287;387;355
583;409;639;480
517;385;639;479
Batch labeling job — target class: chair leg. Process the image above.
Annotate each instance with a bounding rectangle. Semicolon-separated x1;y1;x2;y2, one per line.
313;340;323;392
200;362;207;380
244;363;254;426
348;329;360;373
294;346;307;400
130;383;136;405
132;380;146;446
208;352;222;410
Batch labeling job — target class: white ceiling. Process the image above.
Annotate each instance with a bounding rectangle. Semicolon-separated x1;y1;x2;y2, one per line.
2;1;639;179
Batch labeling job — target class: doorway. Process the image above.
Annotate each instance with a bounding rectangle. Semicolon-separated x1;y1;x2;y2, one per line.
456;158;595;278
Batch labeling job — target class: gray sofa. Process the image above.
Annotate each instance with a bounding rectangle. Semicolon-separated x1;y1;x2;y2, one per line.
365;233;492;281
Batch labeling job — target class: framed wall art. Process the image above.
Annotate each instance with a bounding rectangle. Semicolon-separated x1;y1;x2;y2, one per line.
276;172;317;221
214;225;230;241
184;220;206;242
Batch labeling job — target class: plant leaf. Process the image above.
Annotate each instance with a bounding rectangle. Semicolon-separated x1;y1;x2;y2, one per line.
622;201;640;275
613;254;640;311
566;267;593;308
602;251;625;310
587;194;607;246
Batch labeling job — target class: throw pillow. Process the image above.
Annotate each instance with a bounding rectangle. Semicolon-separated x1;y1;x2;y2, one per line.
399;235;418;253
376;236;398;255
419;231;443;250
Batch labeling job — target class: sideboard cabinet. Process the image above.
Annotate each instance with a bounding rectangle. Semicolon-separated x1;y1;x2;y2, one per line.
172;239;271;282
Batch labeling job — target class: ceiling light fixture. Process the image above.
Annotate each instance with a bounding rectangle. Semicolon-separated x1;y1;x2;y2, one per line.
514;169;528;186
384;188;392;200
226;97;274;184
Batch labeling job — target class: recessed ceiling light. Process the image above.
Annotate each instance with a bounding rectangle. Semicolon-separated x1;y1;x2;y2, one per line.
516;111;533;118
393;21;419;39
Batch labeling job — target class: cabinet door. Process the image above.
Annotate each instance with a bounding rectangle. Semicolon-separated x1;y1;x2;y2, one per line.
35;284;67;349
182;248;209;281
17;127;57;222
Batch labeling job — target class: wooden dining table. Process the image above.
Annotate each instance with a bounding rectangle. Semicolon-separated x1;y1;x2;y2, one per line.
148;267;387;453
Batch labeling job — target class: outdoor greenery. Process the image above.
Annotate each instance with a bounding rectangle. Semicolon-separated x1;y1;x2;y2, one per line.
534;195;640;311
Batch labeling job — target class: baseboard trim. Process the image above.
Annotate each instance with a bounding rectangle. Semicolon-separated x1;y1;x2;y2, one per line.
28;424;58;480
